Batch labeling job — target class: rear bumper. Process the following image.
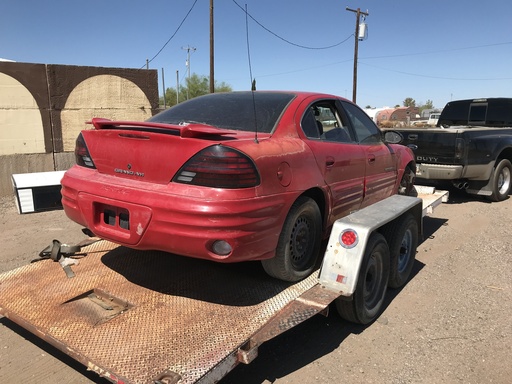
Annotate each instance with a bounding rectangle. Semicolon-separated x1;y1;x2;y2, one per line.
416;161;494;181
61;168;294;263
416;163;463;180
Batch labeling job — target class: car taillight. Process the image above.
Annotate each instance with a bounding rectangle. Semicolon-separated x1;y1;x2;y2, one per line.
173;145;260;188
75;133;96;168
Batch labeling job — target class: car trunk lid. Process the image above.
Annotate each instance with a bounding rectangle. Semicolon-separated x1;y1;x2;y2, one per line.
81;119;242;184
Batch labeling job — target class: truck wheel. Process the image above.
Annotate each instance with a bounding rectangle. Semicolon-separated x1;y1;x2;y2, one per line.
262;196;322;282
381;213;418;289
398;167;416;196
489;159;512;202
335;233;390;324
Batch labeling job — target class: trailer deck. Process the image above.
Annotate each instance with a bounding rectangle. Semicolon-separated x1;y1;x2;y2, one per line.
0;240;337;384
0;189;448;384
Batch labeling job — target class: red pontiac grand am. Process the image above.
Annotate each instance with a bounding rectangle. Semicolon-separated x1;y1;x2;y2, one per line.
61;91;415;282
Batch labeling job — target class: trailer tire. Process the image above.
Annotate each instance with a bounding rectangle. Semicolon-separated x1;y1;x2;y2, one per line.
489;159;512;202
262;196;322;282
335;233;390;324
382;213;418;289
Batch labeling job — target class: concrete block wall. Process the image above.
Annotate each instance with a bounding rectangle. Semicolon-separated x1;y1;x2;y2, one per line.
0;62;159;197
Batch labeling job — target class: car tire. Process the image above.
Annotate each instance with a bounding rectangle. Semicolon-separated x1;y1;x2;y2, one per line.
398;166;417;196
489;159;512;202
262;196;322;282
335;233;390;324
381;213;418;289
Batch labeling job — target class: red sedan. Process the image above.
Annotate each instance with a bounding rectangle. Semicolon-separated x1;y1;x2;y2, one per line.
61;91;415;282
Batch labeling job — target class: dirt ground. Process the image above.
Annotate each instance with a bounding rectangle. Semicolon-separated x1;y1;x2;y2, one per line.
0;188;511;384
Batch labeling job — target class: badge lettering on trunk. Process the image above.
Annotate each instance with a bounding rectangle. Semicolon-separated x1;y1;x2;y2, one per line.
114;164;145;177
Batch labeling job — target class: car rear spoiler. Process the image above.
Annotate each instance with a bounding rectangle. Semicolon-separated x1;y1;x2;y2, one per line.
87;117;237;138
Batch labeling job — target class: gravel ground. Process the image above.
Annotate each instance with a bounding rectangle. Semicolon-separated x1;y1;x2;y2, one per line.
0;188;511;384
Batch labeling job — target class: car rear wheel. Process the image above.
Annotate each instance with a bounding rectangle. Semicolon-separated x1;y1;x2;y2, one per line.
262;196;322;282
489;159;512;202
398;166;416;196
335;233;390;324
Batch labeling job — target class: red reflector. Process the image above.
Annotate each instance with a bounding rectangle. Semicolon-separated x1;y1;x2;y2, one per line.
340;229;358;248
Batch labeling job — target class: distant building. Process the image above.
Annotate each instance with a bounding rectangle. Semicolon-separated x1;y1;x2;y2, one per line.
372;106;420;127
364;107;390;123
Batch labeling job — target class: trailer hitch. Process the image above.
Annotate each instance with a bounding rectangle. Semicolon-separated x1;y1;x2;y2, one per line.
35;236;99;278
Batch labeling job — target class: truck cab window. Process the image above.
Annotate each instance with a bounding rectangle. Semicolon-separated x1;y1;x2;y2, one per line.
468;103;487;125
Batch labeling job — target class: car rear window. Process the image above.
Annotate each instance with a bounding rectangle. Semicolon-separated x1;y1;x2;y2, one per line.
148;92;295;133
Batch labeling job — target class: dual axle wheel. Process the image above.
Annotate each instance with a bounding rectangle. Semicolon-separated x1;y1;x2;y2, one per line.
336;213;418;324
264;195;419;325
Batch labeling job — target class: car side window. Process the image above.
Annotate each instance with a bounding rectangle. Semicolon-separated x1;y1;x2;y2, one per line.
340;101;382;144
301;101;353;143
301;107;322;138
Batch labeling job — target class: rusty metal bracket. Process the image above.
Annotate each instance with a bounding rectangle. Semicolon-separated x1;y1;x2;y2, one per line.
34;237;99;278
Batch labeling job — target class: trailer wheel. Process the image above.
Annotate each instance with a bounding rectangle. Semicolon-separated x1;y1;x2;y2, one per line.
489;159;512;202
335;233;390;324
262;196;322;282
382;213;418;289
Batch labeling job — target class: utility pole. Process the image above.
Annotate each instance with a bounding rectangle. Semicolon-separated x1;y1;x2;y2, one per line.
161;68;166;108
210;0;215;93
346;7;369;104
182;45;196;99
176;70;180;105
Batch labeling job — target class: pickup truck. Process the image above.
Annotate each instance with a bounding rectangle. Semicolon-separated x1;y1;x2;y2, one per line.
393;98;512;201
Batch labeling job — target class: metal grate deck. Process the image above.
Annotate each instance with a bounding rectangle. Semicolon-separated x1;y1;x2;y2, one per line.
0;240;321;384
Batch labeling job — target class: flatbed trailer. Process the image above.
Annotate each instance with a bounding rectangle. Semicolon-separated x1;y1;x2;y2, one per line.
0;189;448;384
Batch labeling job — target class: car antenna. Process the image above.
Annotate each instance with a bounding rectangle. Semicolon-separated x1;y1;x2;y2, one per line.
245;4;259;143
250;79;259;143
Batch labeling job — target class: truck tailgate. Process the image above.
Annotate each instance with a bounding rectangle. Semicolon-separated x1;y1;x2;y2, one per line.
397;128;461;163
0;241;325;384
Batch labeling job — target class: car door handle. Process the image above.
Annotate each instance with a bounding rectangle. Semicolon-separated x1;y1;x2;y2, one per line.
367;154;376;164
326;156;335;167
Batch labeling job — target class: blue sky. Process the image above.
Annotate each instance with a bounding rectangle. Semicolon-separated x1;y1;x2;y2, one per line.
2;0;512;109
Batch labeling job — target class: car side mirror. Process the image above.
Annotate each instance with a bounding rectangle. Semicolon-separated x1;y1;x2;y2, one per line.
383;130;403;144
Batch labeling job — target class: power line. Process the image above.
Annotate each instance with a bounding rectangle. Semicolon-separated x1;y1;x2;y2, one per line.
359;61;512;81
142;0;199;68
231;0;353;50
361;41;512;60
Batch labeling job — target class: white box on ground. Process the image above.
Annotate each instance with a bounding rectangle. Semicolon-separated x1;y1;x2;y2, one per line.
11;171;66;214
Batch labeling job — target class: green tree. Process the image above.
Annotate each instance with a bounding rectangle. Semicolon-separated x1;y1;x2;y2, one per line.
418;99;435;115
403;97;416;107
423;99;434;109
161;73;232;108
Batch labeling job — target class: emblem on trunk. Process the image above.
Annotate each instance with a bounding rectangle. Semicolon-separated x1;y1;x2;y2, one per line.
114;164;144;177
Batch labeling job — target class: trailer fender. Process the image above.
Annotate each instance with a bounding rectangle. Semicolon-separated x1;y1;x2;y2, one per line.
319;195;423;296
